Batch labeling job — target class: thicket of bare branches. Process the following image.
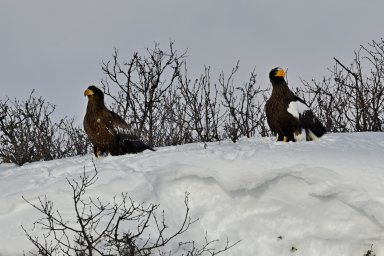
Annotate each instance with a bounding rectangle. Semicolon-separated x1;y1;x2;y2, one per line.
23;164;239;256
102;39;383;143
101;42;188;146
101;42;269;146
297;38;384;132
2;39;384;166
0;91;91;166
177;66;224;143
220;62;270;142
0;43;268;166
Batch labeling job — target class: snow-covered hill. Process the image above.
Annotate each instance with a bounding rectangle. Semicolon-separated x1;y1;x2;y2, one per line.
1;133;384;256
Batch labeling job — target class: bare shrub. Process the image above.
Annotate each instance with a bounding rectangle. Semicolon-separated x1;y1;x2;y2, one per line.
298;38;384;132
101;42;187;147
23;164;240;256
220;62;270;142
101;43;270;146
0;91;90;166
178;66;224;143
57;117;92;157
6;39;383;162
0;43;272;166
296;77;351;132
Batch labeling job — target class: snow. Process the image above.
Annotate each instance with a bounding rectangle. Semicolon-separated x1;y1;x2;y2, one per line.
1;132;384;256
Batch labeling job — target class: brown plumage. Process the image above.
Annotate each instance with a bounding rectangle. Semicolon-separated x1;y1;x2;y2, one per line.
83;85;154;157
265;67;326;142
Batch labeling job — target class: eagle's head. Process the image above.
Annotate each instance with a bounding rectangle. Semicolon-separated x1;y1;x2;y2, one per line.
84;85;104;100
269;67;286;84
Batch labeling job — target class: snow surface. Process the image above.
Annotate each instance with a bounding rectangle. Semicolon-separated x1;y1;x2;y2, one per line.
1;133;384;256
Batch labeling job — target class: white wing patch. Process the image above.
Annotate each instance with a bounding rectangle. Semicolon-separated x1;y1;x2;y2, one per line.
287;101;309;119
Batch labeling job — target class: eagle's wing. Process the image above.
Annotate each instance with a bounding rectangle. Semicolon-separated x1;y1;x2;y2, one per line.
300;110;327;138
287;97;326;138
265;99;277;134
104;110;154;153
104;111;135;137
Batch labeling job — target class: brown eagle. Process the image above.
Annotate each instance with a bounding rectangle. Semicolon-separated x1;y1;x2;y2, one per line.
83;85;154;157
265;67;326;142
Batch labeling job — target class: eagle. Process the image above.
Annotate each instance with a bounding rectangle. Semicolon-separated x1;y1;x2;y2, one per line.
265;67;326;142
83;85;154;157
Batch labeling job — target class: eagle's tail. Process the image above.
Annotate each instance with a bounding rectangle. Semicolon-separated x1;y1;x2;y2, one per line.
301;110;327;138
122;139;155;153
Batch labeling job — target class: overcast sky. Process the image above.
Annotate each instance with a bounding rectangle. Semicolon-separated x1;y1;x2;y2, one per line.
1;0;383;121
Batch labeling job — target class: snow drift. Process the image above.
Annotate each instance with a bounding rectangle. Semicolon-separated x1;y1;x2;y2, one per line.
1;132;384;256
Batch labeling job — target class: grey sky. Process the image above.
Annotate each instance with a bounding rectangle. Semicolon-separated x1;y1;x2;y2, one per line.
1;0;383;121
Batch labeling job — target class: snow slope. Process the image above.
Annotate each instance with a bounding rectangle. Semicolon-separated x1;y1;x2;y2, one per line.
1;132;384;256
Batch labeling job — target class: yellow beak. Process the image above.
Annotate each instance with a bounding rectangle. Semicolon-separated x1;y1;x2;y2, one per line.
275;69;285;77
84;89;94;96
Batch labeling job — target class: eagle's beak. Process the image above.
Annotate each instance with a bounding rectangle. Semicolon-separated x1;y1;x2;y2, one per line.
84;89;94;96
275;69;285;77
